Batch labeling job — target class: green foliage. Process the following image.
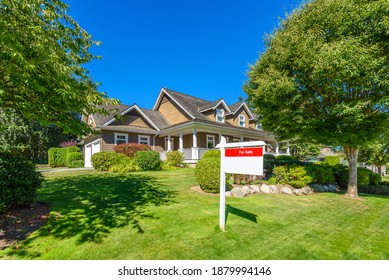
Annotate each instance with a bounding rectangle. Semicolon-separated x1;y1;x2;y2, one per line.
91;152;126;172
305;164;335;184
48;146;81;167
264;154;276;160
324;156;340;166
334;166;381;189
165;150;184;167
66;152;84;168
202;150;220;159
0;152;43;213
245;0;389;195
0;0;118;135
272;164;313;188
134;151;162;171
113;143;151;158
276;155;294;160
195;157;220;193
108;157;141;174
289;141;322;161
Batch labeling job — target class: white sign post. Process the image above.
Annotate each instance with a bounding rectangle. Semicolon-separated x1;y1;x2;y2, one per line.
216;137;266;231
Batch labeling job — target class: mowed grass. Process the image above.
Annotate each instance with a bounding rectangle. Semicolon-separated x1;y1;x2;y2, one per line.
1;169;388;260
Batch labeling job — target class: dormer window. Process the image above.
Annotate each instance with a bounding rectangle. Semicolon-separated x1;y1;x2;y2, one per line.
256;123;262;130
239;114;246;127
216;108;225;122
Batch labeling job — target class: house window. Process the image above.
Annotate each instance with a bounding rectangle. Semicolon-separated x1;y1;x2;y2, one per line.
164;137;174;150
206;135;216;149
114;133;128;145
138;135;150;145
256;123;262;130
239;114;246;127
216;108;225;123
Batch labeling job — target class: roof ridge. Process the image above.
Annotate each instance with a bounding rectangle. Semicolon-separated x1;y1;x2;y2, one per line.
164;88;212;103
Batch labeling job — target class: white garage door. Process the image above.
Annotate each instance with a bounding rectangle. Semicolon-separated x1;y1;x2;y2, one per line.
84;139;101;167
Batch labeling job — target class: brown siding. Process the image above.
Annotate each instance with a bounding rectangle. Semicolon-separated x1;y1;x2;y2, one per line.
232;107;250;128
112;111;151;128
156;95;190;124
101;130;155;152
204;110;215;121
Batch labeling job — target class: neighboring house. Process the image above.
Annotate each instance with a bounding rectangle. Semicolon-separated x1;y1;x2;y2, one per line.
82;88;288;167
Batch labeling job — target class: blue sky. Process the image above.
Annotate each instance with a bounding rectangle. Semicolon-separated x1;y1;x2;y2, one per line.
65;0;302;109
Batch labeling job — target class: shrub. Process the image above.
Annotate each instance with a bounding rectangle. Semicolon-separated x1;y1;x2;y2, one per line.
48;146;81;167
0;153;43;213
113;143;151;158
305;164;335;184
165;150;184;166
195;157;220;193
276;155;294;160
66;152;84;168
359;184;389;196
272;164;313;188
92;152;126;171
108;157;141;173
324;155;340;166
134;151;162;171
264;154;276;160
334;166;381;189
202;150;220;159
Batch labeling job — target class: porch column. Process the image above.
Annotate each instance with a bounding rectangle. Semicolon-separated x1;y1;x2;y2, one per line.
286;141;290;155
275;141;279;155
167;135;172;151
179;132;183;151
192;128;199;160
219;132;222;144
240;136;244;142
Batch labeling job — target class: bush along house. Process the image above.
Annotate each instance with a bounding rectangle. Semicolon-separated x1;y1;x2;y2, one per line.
82;88;290;167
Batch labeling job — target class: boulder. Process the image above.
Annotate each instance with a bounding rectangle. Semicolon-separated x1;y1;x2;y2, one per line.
269;185;279;194
226;191;232;197
242;186;251;196
260;183;270;194
301;186;313;195
281;186;293;195
293;189;302;196
250;185;260;193
231;187;247;198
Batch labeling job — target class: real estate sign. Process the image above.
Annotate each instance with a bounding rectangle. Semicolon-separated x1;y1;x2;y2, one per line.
216;137;266;231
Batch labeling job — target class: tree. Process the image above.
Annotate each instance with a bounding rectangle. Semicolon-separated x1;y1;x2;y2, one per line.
0;0;117;135
0;108;75;162
289;141;322;161
245;0;389;198
359;135;389;176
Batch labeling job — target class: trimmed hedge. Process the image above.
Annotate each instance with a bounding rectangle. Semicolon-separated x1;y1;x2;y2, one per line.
202;150;220;159
333;166;382;189
66;152;84;168
195;156;220;193
134;151;162;171
48;146;81;167
113;143;151;158
0;152;43;212
165;150;184;167
92;152;127;171
108;157;141;173
275;155;294;160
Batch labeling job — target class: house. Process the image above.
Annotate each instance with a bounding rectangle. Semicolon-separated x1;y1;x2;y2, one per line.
82;88;288;167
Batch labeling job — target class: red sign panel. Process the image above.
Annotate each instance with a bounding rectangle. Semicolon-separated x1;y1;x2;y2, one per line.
225;147;263;157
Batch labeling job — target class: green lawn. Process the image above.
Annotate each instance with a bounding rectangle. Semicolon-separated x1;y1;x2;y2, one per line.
1;169;388;260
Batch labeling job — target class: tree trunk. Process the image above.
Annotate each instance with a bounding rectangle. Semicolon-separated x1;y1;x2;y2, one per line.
344;146;359;198
377;166;382;176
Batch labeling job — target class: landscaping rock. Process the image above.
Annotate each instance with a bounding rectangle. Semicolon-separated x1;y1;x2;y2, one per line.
281;186;293;195
250;185;260;193
231;187;246;198
260;184;270;194
269;185;279;194
293;189;302;196
242;186;251;196
226;191;232;197
301;186;313;195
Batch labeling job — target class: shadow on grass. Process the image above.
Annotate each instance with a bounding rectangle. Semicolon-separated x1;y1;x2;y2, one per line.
225;204;258;224
5;173;176;257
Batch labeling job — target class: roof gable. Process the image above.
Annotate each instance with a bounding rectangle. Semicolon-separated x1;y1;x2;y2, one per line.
228;102;255;120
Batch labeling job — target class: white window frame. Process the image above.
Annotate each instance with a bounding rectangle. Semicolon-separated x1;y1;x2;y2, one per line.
216;108;225;123
239;114;246;127
206;134;216;149
138;135;150;146
114;133;128;145
256;123;262;130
